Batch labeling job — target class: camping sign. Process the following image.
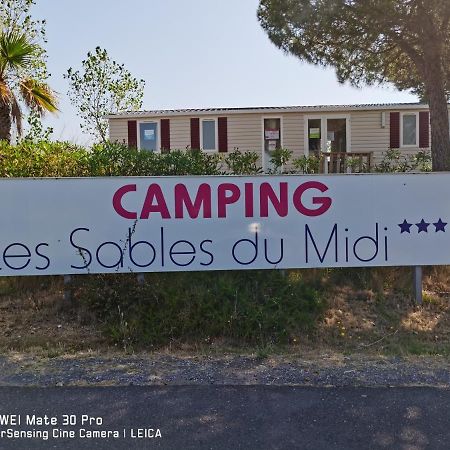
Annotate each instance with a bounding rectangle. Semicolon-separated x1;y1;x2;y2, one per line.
0;173;448;276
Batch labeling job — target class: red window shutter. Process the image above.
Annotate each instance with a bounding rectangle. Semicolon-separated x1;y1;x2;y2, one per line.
419;111;430;148
127;120;137;149
390;112;400;149
161;119;171;153
190;118;200;149
218;117;228;153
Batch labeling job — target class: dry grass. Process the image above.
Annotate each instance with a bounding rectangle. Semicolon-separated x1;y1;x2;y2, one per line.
308;266;450;356
0;277;108;357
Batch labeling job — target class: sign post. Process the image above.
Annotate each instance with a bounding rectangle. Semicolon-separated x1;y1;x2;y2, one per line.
413;266;423;305
63;274;72;301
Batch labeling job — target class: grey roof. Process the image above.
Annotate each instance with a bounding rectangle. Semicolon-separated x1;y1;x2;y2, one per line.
107;102;431;119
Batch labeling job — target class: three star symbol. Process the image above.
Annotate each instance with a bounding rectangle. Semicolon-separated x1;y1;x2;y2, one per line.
398;218;447;233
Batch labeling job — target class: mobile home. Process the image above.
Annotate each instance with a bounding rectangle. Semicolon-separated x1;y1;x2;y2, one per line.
107;103;435;172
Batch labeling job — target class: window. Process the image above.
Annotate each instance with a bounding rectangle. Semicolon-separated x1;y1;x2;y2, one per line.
308;119;321;155
326;118;347;152
401;113;418;147
139;122;158;151
201;119;217;151
304;115;350;155
264;118;282;152
263;118;282;171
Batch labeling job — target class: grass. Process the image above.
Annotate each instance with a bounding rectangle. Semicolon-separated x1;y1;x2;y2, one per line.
0;266;449;358
381;336;450;357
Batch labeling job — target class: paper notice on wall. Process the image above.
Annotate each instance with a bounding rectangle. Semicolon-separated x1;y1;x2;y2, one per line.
309;128;320;138
144;129;155;140
268;140;277;151
327;131;335;141
265;129;280;140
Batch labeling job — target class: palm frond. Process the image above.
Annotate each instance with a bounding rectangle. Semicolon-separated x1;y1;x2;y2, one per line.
19;78;58;114
0;31;38;75
0;79;22;135
0;79;12;103
10;91;22;135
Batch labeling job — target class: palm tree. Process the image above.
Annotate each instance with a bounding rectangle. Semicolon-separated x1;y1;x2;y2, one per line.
0;30;57;142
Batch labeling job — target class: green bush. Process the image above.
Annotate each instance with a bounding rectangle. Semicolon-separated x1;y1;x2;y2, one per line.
0;140;90;177
268;148;293;173
223;149;262;175
292;155;321;174
0;141;225;178
76;270;324;347
374;148;432;173
0;140;433;177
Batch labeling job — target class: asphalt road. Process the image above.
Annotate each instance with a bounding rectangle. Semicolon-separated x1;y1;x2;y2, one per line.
0;386;449;450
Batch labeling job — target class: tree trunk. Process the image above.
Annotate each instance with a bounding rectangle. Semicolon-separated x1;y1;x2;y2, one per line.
423;62;450;171
0;101;11;143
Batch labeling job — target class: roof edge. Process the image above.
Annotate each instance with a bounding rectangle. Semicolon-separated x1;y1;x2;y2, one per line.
107;102;433;120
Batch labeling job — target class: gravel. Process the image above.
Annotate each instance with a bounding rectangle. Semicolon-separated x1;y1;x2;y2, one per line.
0;353;449;387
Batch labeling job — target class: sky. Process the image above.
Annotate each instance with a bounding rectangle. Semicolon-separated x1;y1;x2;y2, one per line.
33;0;418;144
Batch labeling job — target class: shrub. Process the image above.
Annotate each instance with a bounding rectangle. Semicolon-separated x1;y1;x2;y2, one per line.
0;141;224;178
87;144;224;177
374;148;432;173
292;155;321;174
0;140;90;178
223;149;262;175
76;270;324;347
268;148;293;173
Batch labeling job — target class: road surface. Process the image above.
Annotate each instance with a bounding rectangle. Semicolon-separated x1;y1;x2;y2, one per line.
0;386;448;449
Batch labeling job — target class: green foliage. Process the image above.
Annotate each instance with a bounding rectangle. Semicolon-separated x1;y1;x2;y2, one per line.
292;154;321;174
223;149;262;175
18;142;424;178
409;150;433;172
0;0;48;81
375;149;432;173
0;141;227;177
0;29;57;141
0;141;434;177
343;156;369;174
86;144;223;177
257;0;450;97
23;108;53;142
65;47;145;143
268;147;292;173
0;140;89;177
0;0;52;139
77;271;324;347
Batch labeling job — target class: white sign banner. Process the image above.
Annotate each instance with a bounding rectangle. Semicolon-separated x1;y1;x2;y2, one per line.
0;174;449;276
